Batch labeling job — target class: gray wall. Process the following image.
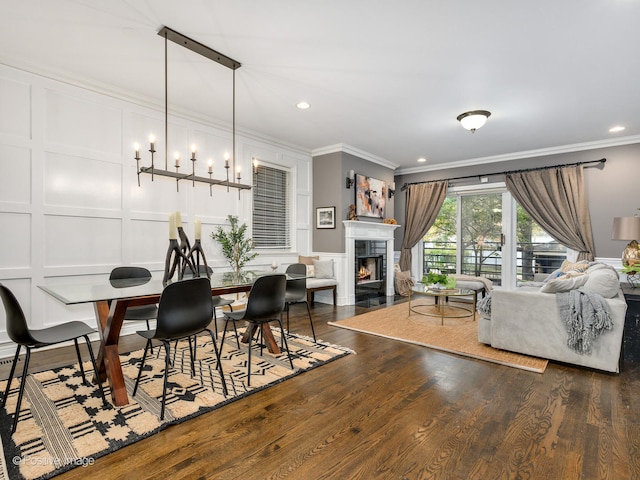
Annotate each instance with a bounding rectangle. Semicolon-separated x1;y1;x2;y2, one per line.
312;151;396;252
393;142;640;259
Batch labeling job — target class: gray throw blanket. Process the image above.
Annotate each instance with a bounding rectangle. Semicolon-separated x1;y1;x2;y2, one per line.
556;287;613;355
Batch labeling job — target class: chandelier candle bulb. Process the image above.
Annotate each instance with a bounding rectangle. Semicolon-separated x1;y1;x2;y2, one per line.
208;159;213;174
134;143;140;158
149;134;155;151
191;145;197;160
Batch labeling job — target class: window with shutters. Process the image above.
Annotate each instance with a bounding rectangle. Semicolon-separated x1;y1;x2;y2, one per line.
252;162;291;249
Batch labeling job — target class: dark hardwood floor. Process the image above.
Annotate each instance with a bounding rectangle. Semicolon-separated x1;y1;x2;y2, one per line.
3;299;640;480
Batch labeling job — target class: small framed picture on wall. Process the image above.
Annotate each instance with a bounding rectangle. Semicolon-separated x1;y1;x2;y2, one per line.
316;206;336;229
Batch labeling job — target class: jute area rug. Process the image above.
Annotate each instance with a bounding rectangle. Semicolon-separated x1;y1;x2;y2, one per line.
0;328;353;480
329;301;548;373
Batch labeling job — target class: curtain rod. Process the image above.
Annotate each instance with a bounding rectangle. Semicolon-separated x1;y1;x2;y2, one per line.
400;158;606;192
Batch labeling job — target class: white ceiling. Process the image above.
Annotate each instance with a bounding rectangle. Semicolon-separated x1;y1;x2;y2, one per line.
2;0;639;172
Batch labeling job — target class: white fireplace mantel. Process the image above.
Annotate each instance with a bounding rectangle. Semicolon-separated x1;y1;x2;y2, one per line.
343;220;400;304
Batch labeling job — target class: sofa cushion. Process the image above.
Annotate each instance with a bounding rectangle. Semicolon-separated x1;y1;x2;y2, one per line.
583;267;620;298
540;272;588;293
312;259;334;279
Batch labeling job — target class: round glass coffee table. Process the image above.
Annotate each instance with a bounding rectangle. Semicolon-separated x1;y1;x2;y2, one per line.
408;283;477;325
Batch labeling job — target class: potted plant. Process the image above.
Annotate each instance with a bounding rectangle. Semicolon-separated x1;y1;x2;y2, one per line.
422;270;457;289
211;215;259;276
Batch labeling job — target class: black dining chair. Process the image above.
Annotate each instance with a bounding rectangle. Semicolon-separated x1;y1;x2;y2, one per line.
221;274;293;386
284;263;316;342
186;265;234;339
110;266;159;354
132;277;227;420
109;266;158;331
0;283;107;433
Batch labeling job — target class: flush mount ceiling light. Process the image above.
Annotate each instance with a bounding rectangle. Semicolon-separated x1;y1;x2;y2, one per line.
457;110;491;133
609;125;625;133
296;101;310;109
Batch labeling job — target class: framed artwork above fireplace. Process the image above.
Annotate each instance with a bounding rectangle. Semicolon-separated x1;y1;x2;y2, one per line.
355;173;386;219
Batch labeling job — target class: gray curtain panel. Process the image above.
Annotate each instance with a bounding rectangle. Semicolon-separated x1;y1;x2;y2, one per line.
399;181;448;272
505;165;596;261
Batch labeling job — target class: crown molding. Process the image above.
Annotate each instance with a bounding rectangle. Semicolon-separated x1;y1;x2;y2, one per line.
312;143;399;170
396;135;640;176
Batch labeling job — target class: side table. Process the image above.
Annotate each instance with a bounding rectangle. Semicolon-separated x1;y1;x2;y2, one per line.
621;283;640;364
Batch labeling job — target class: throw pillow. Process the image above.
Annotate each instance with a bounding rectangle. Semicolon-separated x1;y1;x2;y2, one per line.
298;255;319;266
305;265;315;277
560;260;590;273
540;272;588;293
583;268;620;298
313;259;334;279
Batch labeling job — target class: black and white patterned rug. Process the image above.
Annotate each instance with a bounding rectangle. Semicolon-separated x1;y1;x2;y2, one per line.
0;329;353;480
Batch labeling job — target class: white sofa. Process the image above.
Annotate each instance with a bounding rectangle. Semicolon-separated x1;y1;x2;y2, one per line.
478;262;628;373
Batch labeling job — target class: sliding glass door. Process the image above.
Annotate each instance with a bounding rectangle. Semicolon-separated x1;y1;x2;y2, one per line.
460;193;503;283
422;185;566;287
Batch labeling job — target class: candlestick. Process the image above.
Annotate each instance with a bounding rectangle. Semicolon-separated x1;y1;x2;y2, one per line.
168;212;177;240
194;219;202;240
149;134;156;151
175;211;183;229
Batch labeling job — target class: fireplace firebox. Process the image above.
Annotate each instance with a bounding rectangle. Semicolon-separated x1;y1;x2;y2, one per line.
355;240;386;301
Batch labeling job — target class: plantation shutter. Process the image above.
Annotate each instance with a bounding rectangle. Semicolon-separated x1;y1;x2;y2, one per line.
252;163;290;249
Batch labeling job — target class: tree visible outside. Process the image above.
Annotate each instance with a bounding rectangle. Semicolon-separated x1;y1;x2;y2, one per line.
423;194;566;283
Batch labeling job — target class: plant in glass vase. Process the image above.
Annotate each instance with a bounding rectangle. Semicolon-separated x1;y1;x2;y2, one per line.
422;270;457;289
211;215;258;276
622;263;640;288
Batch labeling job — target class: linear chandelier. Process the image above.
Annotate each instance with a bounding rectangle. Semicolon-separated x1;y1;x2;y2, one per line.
134;26;252;196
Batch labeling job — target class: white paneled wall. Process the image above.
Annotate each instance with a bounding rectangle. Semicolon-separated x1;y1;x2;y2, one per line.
0;64;312;357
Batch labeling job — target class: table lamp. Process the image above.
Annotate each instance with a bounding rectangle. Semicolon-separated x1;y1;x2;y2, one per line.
611;215;640;267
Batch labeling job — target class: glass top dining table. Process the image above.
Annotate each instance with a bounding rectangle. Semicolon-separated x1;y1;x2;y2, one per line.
38;270;296;406
38;270;289;305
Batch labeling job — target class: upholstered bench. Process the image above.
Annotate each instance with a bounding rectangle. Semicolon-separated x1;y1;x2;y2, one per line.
298;255;338;306
306;278;337;306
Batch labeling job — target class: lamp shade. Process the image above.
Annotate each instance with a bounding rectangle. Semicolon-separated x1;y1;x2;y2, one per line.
457;110;491;132
611;216;640;240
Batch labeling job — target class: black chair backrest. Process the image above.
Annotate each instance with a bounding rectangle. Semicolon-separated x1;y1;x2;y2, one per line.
244;274;286;321
110;266;152;281
155;277;213;339
0;284;37;346
285;263;307;301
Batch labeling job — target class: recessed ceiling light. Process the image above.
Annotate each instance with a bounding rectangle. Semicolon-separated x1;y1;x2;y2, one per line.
417;157;427;163
609;125;625;133
296;101;310;110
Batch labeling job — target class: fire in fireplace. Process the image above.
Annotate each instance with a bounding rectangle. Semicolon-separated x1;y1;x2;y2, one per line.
356;255;383;284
